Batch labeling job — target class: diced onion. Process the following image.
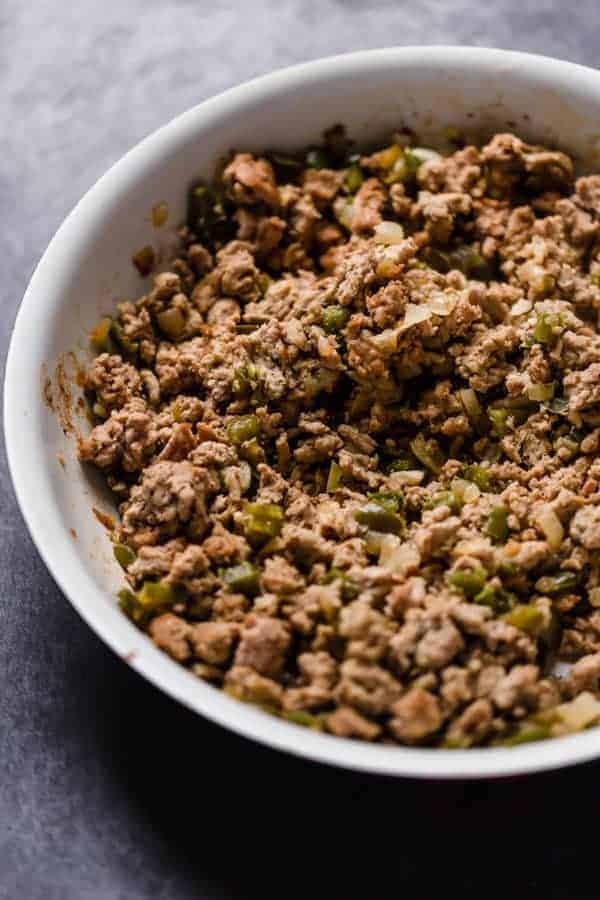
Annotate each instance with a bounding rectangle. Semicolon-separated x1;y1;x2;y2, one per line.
458;387;483;421
555;692;600;731
428;292;456;317
510;298;533;317
388;470;425;487
373;221;405;245
589;587;600;608
398;303;433;332
379;535;421;574
536;504;564;551
451;477;480;503
409;147;442;164
372;328;398;353
527;382;555;402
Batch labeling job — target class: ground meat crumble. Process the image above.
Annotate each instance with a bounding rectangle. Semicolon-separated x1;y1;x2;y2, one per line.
78;128;600;748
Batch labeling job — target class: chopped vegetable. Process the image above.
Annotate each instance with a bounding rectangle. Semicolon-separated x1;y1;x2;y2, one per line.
111;321;139;357
306;148;330;169
424;490;461;513
373;221;405;245
535;571;579;595
410;434;444;474
232;364;260;397
536;505;564;551
322;305;350;334
156;307;186;340
486;506;509;544
367;491;404;513
463;464;491;492
89;317;114;353
473;582;517;615
533;312;563;345
527;381;555;402
243;502;284;545
132;245;155;276
320;567;359;602
502;604;544;634
488;408;509;435
113;543;136;569
227;415;260;445
502;723;551;746
220;562;261;596
282;710;323;729
355;502;405;535
152;202;169;228
345;163;363;193
448;566;488;598
326;461;342;492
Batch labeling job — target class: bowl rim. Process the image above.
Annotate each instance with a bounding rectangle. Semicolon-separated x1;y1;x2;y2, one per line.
7;44;600;779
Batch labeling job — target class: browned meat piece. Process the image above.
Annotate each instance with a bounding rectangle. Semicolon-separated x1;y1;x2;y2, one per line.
86;353;141;411
189;622;239;665
149;613;192;662
234;615;291;678
326;707;381;741
351;178;385;233
121;460;210;543
388;688;442;743
223;153;279;207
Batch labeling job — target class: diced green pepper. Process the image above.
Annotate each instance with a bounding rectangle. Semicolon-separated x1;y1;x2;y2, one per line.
282;710;323;729
220;562;261;596
501;723;551;746
547;397;569;415
448;566;488;598
463;464;491;492
120;581;179;624
410;434;444;474
326;461;342;493
232;364;260;397
488;408;509;436
387;452;418;473
527;382;555;403
137;580;177;610
228;414;260;445
240;437;263;466
132;245;155;276
110;321;139;357
502;604;544;634
535;571;579;595
474;583;517;615
355;502;405;535
90;317;114;353
113;543;136;569
533;312;563;345
320;568;359;602
486;506;509;544
344;163;364;193
242;502;284;545
321;305;350;334
306;148;330;169
235;323;260;335
152;201;169;228
156;307;186;340
367;491;404;513
424;490;462;513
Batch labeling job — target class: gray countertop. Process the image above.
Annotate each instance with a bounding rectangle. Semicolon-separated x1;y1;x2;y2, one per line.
3;3;600;897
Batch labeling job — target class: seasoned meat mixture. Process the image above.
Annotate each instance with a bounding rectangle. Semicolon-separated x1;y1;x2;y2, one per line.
80;126;600;747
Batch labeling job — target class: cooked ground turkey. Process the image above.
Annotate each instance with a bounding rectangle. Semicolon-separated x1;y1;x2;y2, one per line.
79;127;600;747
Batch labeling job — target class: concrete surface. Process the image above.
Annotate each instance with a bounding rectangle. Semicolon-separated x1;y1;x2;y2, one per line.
3;2;600;897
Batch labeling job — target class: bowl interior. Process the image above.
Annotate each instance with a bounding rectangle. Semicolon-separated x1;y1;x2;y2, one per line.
8;47;600;777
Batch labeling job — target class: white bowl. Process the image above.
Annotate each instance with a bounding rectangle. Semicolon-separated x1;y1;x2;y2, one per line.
7;46;600;779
